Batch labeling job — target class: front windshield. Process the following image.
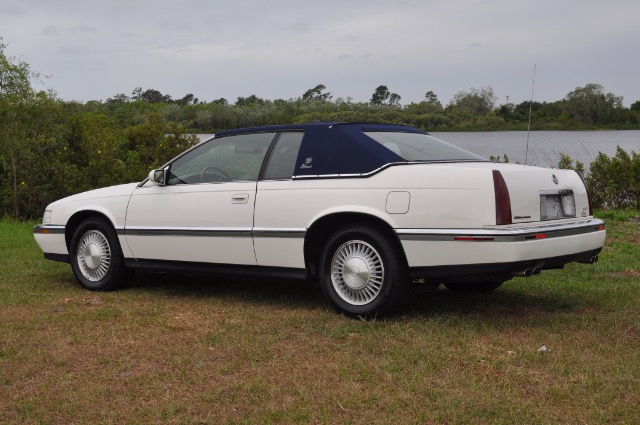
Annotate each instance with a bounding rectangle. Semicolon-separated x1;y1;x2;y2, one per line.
365;131;487;162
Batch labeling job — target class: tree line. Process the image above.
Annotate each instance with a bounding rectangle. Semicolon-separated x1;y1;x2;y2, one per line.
100;83;640;132
1;40;639;219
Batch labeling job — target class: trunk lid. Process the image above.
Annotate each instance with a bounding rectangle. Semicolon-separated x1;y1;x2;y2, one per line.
427;162;591;225
494;163;590;224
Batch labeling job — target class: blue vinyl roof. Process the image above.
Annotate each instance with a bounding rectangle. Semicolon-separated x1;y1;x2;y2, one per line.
215;122;426;177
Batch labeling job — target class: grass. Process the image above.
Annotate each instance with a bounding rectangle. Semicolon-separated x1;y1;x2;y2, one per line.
1;213;639;424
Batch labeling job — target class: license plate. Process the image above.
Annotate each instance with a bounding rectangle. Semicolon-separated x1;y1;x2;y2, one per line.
540;192;576;220
541;195;564;220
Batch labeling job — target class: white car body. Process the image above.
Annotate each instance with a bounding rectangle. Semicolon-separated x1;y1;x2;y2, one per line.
34;123;605;316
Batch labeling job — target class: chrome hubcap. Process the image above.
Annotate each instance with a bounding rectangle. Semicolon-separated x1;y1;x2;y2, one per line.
77;230;111;282
331;240;384;305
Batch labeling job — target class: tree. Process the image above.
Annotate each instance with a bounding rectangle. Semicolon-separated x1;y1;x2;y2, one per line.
563;83;623;125
514;100;545;118
1;92;65;218
126;113;197;170
0;38;54;217
557;153;584;174
302;84;332;101
404;91;444;119
140;88;172;103
587;147;640;209
629;100;640;112
496;104;516;123
425;91;440;104
449;86;497;117
175;93;198;106
131;87;143;100
388;93;401;107
106;93;130;104
371;85;390;105
72;113;127;189
0;40;37;98
370;85;401;106
235;94;266;107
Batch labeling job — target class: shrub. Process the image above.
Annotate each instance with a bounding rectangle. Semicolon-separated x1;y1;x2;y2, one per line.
587;147;640;209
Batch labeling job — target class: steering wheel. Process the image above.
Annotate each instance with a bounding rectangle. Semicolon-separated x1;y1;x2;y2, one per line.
201;165;232;182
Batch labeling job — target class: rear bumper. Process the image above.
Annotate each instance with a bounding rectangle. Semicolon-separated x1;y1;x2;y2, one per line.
397;219;606;277
407;248;602;280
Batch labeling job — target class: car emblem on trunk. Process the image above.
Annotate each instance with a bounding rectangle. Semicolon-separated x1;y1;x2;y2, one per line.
552;174;559;185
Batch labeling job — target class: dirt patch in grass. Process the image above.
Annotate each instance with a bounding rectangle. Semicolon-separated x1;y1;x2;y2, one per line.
608;269;640;278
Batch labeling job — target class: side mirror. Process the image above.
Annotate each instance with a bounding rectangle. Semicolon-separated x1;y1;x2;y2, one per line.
148;169;167;186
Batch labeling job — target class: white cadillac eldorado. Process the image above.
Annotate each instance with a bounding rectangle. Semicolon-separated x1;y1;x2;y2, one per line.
34;123;605;316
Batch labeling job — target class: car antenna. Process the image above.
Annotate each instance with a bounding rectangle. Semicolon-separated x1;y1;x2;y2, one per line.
525;64;536;165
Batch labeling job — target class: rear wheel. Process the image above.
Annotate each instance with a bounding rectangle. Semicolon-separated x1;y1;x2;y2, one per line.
320;225;408;318
69;217;132;291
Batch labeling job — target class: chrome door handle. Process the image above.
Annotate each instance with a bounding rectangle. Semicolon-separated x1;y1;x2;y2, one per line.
231;193;249;204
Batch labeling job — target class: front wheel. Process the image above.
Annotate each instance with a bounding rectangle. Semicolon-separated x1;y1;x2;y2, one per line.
69;218;132;291
320;225;408;318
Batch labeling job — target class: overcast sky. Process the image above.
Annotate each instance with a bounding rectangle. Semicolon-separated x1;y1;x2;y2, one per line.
1;0;639;106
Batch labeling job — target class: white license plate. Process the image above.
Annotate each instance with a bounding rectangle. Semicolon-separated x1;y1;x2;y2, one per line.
540;194;565;220
540;192;576;220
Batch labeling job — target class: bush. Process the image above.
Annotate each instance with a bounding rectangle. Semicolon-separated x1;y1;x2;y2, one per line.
587;147;640;209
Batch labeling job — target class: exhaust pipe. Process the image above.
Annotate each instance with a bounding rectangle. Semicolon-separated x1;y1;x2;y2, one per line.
578;255;599;264
512;268;533;277
532;267;542;275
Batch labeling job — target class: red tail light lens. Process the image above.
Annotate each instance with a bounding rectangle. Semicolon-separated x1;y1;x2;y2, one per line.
493;170;512;225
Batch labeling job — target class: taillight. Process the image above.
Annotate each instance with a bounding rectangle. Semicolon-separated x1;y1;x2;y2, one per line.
575;170;593;216
493;170;512;225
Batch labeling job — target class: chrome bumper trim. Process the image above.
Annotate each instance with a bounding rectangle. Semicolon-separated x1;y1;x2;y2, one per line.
396;219;605;242
33;224;66;234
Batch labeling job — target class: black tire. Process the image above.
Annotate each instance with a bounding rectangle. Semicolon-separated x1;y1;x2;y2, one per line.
69;217;133;291
443;280;505;293
319;225;409;318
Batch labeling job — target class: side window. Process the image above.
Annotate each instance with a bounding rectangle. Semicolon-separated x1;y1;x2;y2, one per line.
263;132;304;180
167;132;276;185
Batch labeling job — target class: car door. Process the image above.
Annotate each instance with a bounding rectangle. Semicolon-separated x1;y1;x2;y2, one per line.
124;132;276;265
253;131;307;269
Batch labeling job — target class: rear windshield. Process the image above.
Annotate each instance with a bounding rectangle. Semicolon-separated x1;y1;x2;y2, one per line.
365;131;487;162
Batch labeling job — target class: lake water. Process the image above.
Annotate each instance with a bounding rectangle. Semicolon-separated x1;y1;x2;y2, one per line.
198;130;640;170
431;130;640;168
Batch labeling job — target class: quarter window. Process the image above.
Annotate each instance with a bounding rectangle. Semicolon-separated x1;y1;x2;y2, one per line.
263;132;304;180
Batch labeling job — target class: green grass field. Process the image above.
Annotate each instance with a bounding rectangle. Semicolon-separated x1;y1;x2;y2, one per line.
1;214;638;424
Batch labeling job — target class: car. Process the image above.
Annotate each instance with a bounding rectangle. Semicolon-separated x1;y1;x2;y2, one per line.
34;122;605;316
